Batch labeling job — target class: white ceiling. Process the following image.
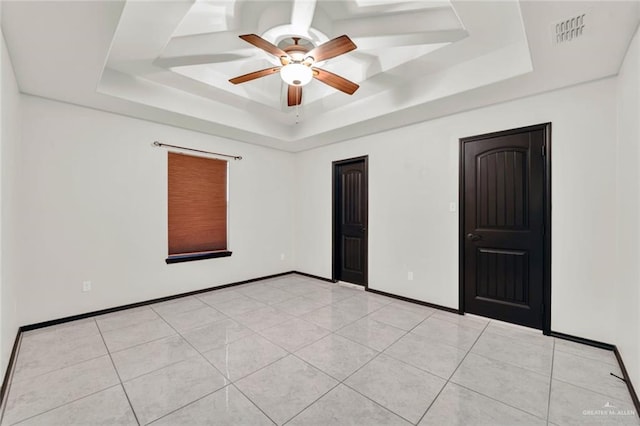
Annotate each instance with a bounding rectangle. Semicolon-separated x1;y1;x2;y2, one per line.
2;1;639;152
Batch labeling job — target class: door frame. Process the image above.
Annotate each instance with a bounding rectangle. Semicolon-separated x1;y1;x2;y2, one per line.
458;123;552;334
332;155;369;288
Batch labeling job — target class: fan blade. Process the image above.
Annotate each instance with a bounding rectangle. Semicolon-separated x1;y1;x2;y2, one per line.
239;34;288;59
312;68;359;95
229;66;281;84
287;85;302;106
307;35;356;62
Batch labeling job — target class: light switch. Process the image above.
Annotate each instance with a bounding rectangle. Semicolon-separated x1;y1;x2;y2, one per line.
449;202;457;212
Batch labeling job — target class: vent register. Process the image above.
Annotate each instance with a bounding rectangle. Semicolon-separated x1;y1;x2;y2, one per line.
553;13;586;44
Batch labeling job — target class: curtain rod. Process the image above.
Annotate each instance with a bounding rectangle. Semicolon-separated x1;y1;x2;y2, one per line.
153;141;243;160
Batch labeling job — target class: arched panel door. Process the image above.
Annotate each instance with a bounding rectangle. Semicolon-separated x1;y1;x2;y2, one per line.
333;157;368;286
461;125;550;330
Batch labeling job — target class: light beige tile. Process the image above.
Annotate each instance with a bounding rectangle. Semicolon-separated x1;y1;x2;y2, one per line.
111;335;199;381
152;385;273;426
289;384;410;426
203;334;287;381
102;318;175;352
124;356;228;424
235;355;338;425
16;385;137;426
345;354;445;423
4;356;119;425
296;334;378;381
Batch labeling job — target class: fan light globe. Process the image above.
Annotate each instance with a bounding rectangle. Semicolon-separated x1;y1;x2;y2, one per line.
280;63;313;86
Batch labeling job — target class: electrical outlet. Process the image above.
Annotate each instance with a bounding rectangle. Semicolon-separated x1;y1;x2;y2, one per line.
280;253;285;261
82;281;92;292
408;271;414;281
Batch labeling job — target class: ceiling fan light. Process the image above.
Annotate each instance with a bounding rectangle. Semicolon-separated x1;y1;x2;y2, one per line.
280;63;313;86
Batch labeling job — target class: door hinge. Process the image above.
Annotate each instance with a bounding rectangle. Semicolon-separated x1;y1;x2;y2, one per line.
541;144;546;156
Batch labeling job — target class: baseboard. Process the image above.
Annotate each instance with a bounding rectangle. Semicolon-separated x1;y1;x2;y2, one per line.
22;271;295;332
551;331;639;414
4;273;637;420
0;330;22;420
292;271;337;283
365;288;460;314
613;346;640;414
549;331;615;350
1;270;307;415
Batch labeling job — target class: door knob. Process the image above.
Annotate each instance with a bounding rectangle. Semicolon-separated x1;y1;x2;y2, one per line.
466;233;482;241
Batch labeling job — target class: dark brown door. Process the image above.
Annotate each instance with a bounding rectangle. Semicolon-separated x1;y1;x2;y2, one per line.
333;157;368;286
460;124;550;330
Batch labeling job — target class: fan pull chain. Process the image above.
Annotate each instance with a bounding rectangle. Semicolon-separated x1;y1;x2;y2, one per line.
295;103;300;124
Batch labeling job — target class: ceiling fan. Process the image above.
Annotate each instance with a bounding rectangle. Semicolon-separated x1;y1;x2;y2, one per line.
229;34;359;107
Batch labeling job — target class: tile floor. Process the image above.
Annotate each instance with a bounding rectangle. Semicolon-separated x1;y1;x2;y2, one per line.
1;274;638;425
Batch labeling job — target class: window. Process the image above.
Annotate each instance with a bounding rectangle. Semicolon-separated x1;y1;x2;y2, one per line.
166;152;231;263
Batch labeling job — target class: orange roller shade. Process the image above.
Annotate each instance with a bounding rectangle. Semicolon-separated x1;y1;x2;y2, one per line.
168;152;227;255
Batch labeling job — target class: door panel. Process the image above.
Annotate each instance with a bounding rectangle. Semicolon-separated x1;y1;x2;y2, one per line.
333;157;368;286
461;126;548;329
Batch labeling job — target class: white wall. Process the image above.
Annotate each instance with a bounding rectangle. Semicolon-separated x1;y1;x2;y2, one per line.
14;96;295;326
616;26;640;388
295;77;621;345
1;28;21;372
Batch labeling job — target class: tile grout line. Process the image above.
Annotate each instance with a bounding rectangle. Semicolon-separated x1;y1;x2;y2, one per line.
432;322;552;423
414;319;491;425
95;318;142;426
290;307;441;425
2;277;338;426
546;338;556;425
5;384;125;426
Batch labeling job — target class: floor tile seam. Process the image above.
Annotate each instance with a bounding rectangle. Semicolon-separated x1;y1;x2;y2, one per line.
105;331;183;356
229;383;280;425
172;308;246;339
335;324;412;385
244;294;300;306
220;350;290;384
467;346;553;378
301;305;368;332
337;381;417;425
119;354;203;384
483;327;553;349
161;315;234;335
151;310;237;388
138;379;230;426
402;329;477;353
95;322;141;426
287;352;351;384
279;381;343;426
5;383;125;426
447;381;550;423
546;338;556;424
150;303;222;322
195;294;246;310
550;376;635;403
415;320;490;425
255;324;331;355
479;328;556;354
97;315;163;335
553;346;620;368
18;327;103;347
378;350;454;383
144;385;232;426
469;337;553;380
429;313;489;330
9;349;114;386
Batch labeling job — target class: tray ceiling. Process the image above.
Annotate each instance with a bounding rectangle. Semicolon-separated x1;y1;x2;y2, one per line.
2;0;638;151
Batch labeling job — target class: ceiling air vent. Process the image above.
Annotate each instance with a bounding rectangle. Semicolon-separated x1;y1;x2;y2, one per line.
553;13;586;44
